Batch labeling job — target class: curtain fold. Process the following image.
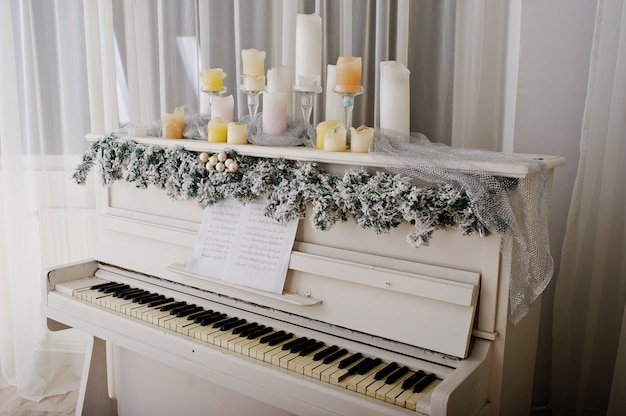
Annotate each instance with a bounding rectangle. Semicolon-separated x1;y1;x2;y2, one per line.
552;0;626;414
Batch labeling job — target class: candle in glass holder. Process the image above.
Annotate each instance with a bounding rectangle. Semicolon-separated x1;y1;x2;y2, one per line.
227;122;248;144
295;13;322;89
350;125;374;153
323;124;347;152
210;95;234;121
242;49;266;91
203;68;226;91
162;107;185;139
380;61;410;136
207;118;228;142
334;57;362;93
316;120;342;150
262;92;288;135
325;65;344;121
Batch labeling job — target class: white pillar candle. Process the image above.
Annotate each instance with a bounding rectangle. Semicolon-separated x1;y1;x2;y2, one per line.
380;61;411;137
295;13;322;89
349;125;374;153
210;95;234;121
323;124;347;152
227;122;248;144
325;65;344;121
262;92;287;135
315;119;342;150
242;49;266;91
267;67;292;114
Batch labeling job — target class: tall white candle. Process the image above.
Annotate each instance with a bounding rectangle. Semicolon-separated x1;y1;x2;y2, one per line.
267;67;292;114
295;13;322;89
325;65;344;121
262;92;287;135
380;61;410;137
210;95;234;121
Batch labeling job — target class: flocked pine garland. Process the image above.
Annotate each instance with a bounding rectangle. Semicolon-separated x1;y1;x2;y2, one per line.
73;134;487;247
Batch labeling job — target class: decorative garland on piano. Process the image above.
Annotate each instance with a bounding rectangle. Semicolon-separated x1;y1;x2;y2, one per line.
73;134;488;247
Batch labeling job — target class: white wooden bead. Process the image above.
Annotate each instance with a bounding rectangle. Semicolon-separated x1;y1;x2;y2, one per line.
215;162;226;172
217;151;227;162
199;152;209;163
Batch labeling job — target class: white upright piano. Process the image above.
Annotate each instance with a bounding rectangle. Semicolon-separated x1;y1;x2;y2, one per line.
42;134;565;415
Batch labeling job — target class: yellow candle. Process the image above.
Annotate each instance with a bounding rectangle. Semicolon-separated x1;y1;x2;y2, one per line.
227;122;248;144
203;68;227;91
315;120;342;150
162;107;185;139
323;124;347;152
334;56;362;93
350;125;374;153
207;118;228;142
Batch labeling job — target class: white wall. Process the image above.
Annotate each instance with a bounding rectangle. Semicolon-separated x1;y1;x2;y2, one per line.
513;0;597;409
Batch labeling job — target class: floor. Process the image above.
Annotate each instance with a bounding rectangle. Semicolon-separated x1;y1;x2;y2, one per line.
0;386;77;416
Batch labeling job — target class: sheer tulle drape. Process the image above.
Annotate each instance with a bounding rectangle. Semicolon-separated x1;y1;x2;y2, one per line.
0;0;95;400
552;0;626;414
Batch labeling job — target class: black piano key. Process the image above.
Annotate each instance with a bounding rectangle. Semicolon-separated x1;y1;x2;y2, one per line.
323;348;348;364
194;311;219;324
91;281;118;290
149;297;174;308
124;290;148;300
200;313;226;326
232;322;257;335
374;362;398;380
338;352;362;369
385;366;410;384
238;324;262;337
187;309;212;321
220;318;246;331
98;283;130;293
213;316;238;328
138;294;163;305
347;357;373;375
160;301;186;312
281;337;308;351
260;330;285;344
413;373;437;393
358;357;382;375
290;338;317;354
247;326;273;340
114;287;141;298
170;303;195;315
103;284;129;294
401;370;425;390
177;306;203;318
299;341;325;356
132;292;156;303
313;345;339;361
268;332;294;346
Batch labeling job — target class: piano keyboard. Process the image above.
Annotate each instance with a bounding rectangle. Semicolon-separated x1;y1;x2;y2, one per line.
72;278;441;411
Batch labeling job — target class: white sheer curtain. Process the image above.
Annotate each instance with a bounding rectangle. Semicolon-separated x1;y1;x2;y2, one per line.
552;0;626;414
0;0;97;401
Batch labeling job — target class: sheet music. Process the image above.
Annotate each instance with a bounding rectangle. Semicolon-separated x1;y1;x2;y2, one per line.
186;199;298;294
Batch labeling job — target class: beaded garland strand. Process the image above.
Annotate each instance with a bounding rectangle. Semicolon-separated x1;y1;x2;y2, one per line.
73;134;488;247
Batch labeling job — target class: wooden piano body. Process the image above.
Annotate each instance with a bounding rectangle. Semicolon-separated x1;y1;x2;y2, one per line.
41;136;565;415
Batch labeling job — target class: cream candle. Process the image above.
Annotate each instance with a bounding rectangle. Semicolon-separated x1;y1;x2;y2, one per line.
207;118;229;142
262;92;287;135
242;49;266;91
295;13;322;89
267;67;292;113
162;107;185;139
334;57;362;93
380;61;410;137
315;119;342;150
227;122;248;144
349;125;374;153
210;95;234;121
323;124;347;152
325;65;344;121
203;68;226;91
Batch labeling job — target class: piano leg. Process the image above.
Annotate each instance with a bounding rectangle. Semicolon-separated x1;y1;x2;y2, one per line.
76;336;117;416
